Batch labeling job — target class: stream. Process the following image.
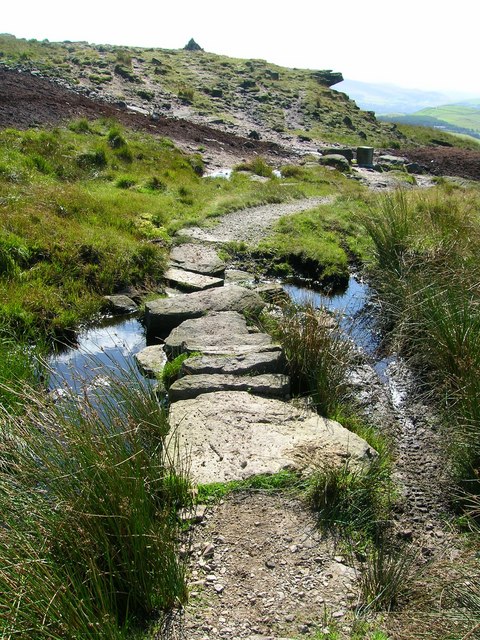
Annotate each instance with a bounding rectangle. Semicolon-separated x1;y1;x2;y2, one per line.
48;276;376;388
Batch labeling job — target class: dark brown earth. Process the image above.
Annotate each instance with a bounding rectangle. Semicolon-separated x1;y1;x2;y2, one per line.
2;66;480;180
397;146;480;182
0;67;286;162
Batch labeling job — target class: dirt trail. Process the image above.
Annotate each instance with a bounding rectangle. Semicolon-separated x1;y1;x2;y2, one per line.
165;203;460;640
169;494;358;640
178;196;334;246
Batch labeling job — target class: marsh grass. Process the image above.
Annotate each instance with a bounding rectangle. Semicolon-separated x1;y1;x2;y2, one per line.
362;187;480;491
0;120;317;340
269;300;353;417
0;365;191;637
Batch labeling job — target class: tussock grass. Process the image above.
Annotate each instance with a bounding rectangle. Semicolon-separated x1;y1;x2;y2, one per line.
0;366;191;637
268;300;354;417
362;186;480;503
258;192;372;286
0;120;312;340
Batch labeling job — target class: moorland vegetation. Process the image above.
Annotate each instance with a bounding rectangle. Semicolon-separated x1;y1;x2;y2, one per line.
1;34;480;639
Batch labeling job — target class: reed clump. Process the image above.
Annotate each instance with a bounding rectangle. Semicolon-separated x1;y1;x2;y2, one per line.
363;186;480;496
0;367;191;638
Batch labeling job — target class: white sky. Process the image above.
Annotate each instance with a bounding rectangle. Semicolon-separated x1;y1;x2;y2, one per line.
2;0;479;95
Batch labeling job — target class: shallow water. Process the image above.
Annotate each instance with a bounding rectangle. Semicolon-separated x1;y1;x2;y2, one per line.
49;277;382;390
48;315;146;393
283;276;379;354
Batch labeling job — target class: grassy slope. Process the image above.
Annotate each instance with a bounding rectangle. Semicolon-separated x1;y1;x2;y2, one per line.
0;117;372;341
417;104;480;133
0;34;401;147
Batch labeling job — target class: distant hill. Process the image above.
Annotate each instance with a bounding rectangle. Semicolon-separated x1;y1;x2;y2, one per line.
337;79;478;115
378;103;480;141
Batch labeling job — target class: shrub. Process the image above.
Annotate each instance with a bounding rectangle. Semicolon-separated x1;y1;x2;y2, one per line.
145;176;167;191
76;148;107;170
115;175;136;189
178;84;194;103
307;456;392;544
235;157;273;178
357;542;418;612
69;118;91;133
107;127;127;149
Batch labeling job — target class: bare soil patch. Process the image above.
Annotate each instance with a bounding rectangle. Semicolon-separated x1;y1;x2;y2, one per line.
172;493;358;640
0;67;288;165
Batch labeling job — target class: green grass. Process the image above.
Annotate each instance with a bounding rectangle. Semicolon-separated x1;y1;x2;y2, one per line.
362;186;480;504
266;299;355;417
417;105;480;134
0;34;406;147
390;122;480;150
0;119;313;341
196;470;304;504
0;365;191;638
258;193;371;286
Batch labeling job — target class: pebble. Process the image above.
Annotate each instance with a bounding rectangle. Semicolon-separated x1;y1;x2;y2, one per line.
203;542;215;558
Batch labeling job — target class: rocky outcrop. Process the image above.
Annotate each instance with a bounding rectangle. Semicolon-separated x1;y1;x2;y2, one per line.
103;294;138;314
134;344;167;378
169;243;226;278
319;154;350;171
181;350;285;376
168;391;375;484
144;285;265;338
164;266;224;292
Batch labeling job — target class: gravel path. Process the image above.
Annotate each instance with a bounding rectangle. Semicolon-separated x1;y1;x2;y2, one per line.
169;493;358;640
178;196;333;247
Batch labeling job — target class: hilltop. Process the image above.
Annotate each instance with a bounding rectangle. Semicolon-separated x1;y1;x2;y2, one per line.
0;33;401;148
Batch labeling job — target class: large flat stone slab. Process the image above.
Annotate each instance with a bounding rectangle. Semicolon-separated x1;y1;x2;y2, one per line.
145;286;265;339
168;391;376;484
169;243;226;277
163;311;275;357
168;373;290;401
165;267;224;292
181;350;285;376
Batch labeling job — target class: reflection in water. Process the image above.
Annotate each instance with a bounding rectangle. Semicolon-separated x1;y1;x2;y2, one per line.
49;316;146;393
49;277;385;393
283;276;379;355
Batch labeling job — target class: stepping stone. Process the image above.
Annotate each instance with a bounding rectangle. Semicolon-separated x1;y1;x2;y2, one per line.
144;285;265;338
168;391;376;484
134;345;167;377
103;294;137;314
168;373;290;401
163;311;275;357
169;243;226;277
254;283;288;303
181;350;285;376
224;269;255;285
165;266;224;292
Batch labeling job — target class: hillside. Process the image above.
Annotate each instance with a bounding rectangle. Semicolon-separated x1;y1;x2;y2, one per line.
0;33;401;147
378;102;480;141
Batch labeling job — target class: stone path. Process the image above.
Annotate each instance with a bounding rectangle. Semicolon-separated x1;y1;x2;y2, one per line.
132;236;375;638
177;197;333;246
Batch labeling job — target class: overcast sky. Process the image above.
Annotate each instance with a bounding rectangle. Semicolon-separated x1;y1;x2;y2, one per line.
2;0;478;96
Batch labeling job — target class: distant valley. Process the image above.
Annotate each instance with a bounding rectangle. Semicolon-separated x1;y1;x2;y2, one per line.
337;78;479;114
